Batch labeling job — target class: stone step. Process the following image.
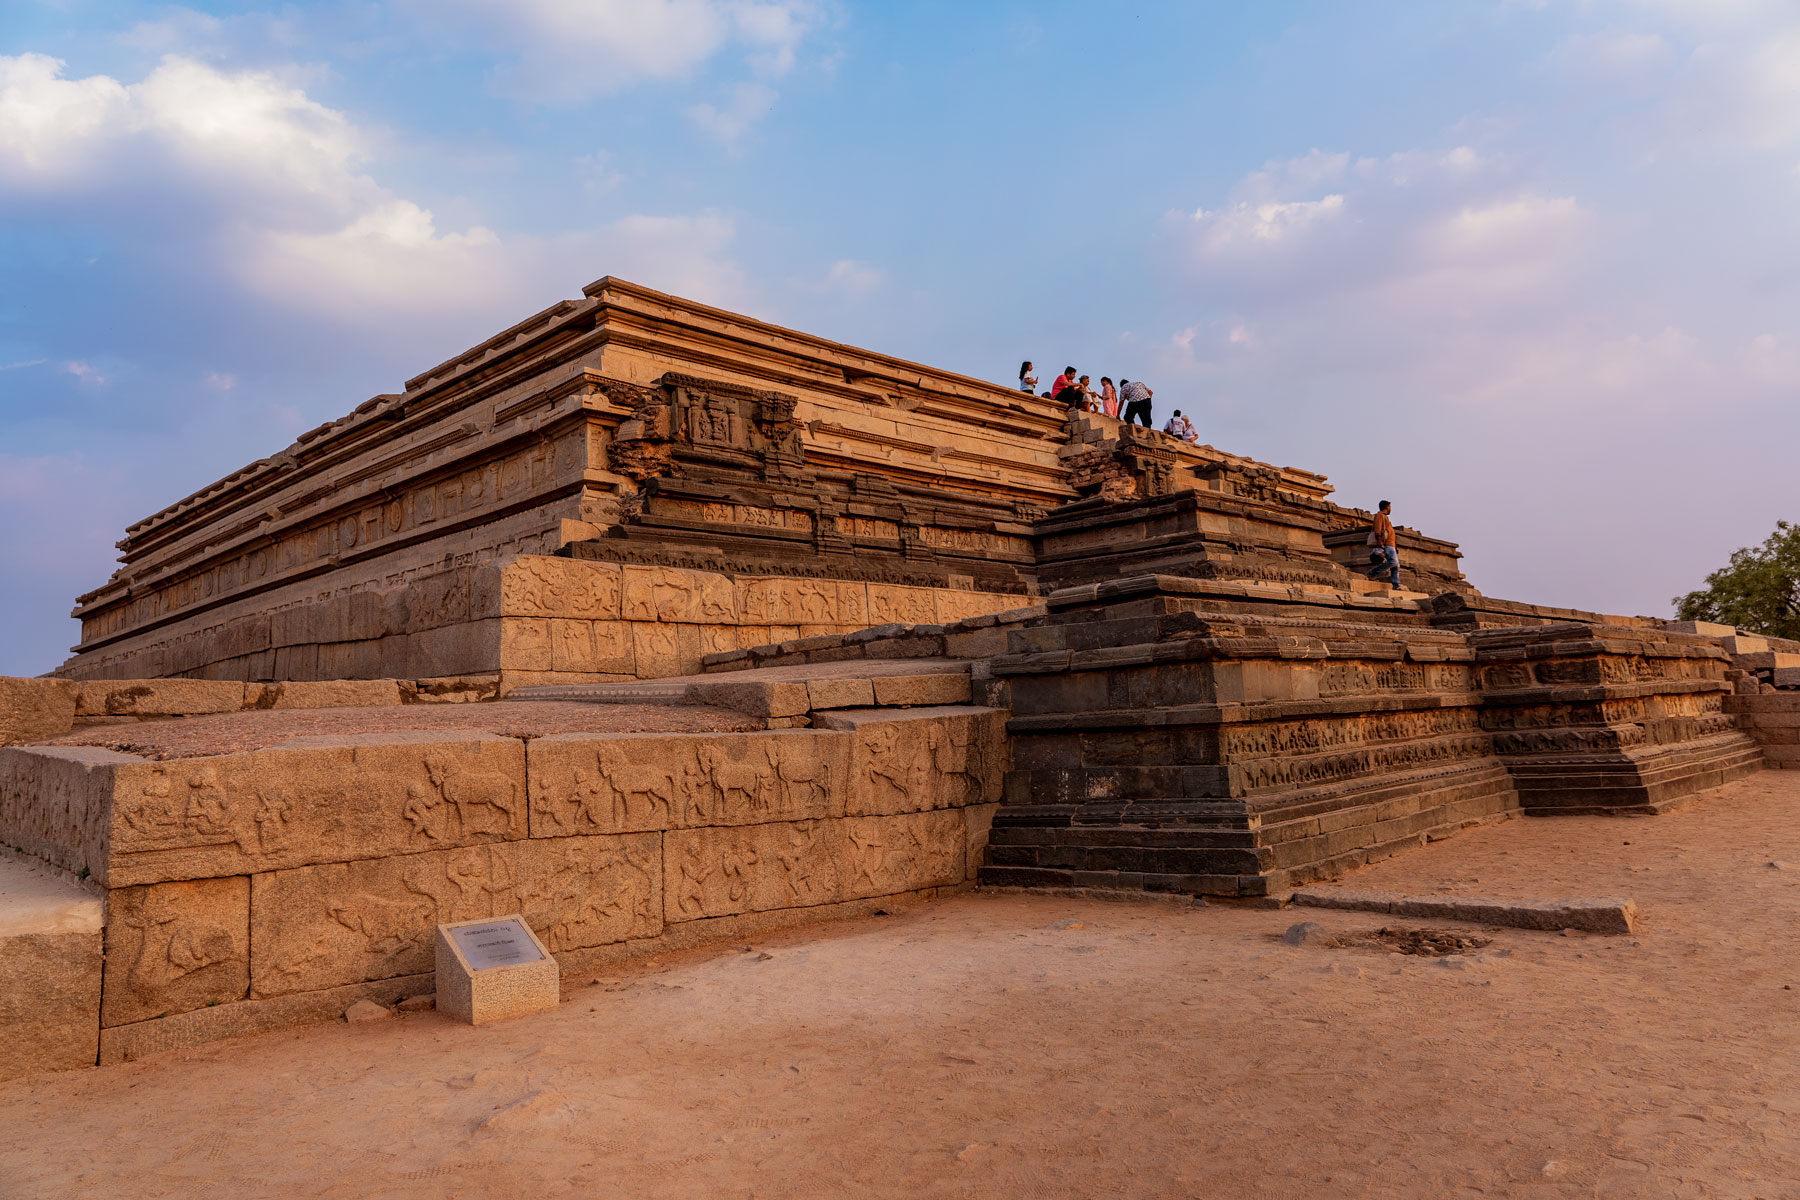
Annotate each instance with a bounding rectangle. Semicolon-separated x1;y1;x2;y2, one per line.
1737;651;1800;671
985;842;1268;876
1667;620;1739;637
1722;635;1772;655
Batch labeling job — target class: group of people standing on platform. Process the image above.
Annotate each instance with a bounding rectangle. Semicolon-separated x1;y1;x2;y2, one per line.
1019;361;1200;444
1019;361;1404;592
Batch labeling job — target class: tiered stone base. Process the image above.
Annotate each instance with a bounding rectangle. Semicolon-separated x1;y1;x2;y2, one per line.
984;759;1520;896
981;577;1759;897
1502;736;1765;814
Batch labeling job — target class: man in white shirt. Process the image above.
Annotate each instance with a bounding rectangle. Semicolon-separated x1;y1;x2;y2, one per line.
1163;410;1198;443
1119;378;1153;428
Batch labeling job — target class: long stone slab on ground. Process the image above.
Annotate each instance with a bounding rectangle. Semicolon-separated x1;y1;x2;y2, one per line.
1288;887;1637;934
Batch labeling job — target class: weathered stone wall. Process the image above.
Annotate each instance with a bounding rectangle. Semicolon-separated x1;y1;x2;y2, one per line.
1721;693;1800;769
0;705;1005;1063
58;556;1025;684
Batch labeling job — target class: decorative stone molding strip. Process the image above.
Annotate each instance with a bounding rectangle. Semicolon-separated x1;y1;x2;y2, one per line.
1;675;502;746
699;606;1049;674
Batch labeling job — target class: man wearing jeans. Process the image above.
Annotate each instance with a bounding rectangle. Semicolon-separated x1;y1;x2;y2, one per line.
1368;500;1401;589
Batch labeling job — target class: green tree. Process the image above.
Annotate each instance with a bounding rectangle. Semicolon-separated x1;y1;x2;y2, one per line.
1674;520;1800;640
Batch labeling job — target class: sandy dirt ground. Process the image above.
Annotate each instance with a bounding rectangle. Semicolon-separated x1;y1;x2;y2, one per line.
35;701;761;759
5;771;1800;1199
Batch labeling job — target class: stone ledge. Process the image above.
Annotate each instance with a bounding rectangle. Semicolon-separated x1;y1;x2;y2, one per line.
1288;887;1637;934
0;678;77;746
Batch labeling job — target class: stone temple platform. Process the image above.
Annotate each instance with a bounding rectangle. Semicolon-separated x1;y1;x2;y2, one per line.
0;662;1002;1073
1;280;1793;1077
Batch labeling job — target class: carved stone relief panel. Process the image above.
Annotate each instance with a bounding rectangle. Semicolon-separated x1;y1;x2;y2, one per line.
737;578;845;626
661;808;966;923
104;737;527;887
838;809;965;901
630;622;687;678
621;566;739;624
842;711;1006;816
102;876;249;1026
501;557;622;621
528;732;849;837
249;833;660;997
663;820;840;921
865;584;938;625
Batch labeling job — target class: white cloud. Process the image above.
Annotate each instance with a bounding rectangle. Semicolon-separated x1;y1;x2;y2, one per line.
431;0;821;105
687;81;779;144
1553;6;1800;151
0;53;130;177
575;150;624;196
1170;147;1585;315
815;258;884;297
0;53;750;327
1154;142;1800;618
61;360;104;385
1186;194;1345;252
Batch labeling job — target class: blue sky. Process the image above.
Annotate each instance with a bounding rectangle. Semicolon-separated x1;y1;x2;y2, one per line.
3;0;1798;675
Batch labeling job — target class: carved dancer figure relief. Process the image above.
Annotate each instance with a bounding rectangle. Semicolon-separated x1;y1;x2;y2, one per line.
253;785;295;853
774;823;832;905
795;581;834;623
847;824;889;891
720;839;759;904
403;780;450;843
864;726;914;807
675;847;717;917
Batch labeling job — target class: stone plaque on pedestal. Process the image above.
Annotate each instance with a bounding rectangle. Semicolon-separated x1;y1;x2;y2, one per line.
434;915;559;1025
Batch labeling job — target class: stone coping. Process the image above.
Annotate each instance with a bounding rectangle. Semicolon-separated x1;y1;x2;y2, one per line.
31;701;762;761
0;852;101;939
1043;575;1428;613
4;675;504;747
514;660;977;720
699;608;1046;672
